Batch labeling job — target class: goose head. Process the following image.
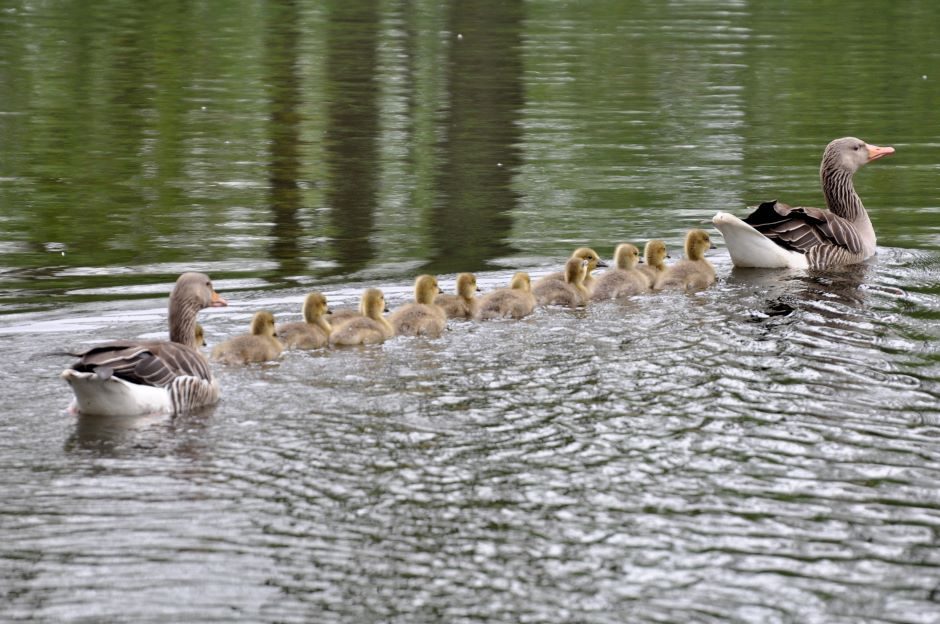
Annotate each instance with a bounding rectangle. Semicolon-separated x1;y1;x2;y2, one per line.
570;247;607;272
414;274;443;305
455;273;479;300
360;288;389;320
613;243;641;270
168;272;227;347
564;257;589;285
250;311;278;338
644;240;669;270
823;137;894;176
684;229;712;261
510;272;531;292
302;292;330;323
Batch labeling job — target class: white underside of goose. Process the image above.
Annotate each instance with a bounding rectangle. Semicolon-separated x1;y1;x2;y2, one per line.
61;369;173;417
712;211;809;269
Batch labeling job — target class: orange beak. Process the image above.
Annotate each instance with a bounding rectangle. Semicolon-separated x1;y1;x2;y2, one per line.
866;143;895;162
210;290;228;307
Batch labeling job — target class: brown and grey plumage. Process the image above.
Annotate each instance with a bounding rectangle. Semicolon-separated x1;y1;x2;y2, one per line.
591;243;651;300
330;288;394;346
278;292;332;350
475;272;537;320
211;311;283;365
534;257;590;308
60;272;228;416
713;137;895;268
434;273;480;319
655;229;716;291
637;240;669;287
389;274;447;337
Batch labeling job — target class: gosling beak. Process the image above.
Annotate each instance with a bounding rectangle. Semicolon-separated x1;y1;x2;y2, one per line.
210;291;228;307
383;305;390;313
866;143;895;163
595;259;608;268
326;307;333;314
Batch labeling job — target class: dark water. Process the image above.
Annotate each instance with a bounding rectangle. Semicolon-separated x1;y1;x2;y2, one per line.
2;1;940;622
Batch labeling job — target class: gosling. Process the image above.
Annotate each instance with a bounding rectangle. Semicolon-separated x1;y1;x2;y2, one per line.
434;273;480;319
278;292;332;350
655;229;716;291
637;240;669;287
194;323;207;347
211;310;283;365
329;288;394;346
389;274;447;337
534;257;590;308
591;243;651;300
475;272;537;320
541;247;607;294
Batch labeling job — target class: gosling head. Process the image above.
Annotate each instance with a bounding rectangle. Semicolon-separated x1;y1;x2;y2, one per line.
250;310;278;338
684;229;712;261
455;273;478;300
823;136;894;176
194;323;206;347
302;292;329;323
563;257;588;285
613;243;641;270
570;247;607;272
509;272;531;292
361;288;388;319
414;274;442;305
644;240;669;269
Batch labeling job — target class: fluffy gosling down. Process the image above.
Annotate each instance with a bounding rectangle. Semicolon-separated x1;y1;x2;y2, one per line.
534;257;590;308
591;243;651;300
655;229;716;291
211;310;283;365
278;292;332;350
542;247;607;294
434;273;480;319
389;274;447;337
329;288;394;346
475;272;536;320
637;240;669;286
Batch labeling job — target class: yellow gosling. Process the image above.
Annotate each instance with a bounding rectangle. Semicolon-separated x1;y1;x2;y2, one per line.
637;240;669;287
211;311;283;365
534;257;590;308
434;273;480;319
655;229;716;291
389;274;447;337
591;243;651;300
278;292;332;350
475;272;537;320
542;247;607;294
329;288;394;346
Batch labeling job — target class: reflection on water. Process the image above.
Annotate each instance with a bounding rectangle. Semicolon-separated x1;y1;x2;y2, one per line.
2;1;940;622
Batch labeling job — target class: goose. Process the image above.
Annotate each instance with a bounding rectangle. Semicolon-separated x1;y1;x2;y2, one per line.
329;288;394;346
194;323;206;347
211;311;283;365
434;273;480;319
541;247;607;294
534;257;590;307
277;292;332;349
712;137;895;268
475;272;537;320
655;229;716;291
637;240;669;287
389;274;447;337
591;243;651;300
60;272;228;416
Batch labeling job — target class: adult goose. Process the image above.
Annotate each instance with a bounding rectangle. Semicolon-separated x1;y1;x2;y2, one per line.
712;137;894;268
61;272;228;417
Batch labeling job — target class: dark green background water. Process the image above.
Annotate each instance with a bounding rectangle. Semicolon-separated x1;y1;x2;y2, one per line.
2;2;940;623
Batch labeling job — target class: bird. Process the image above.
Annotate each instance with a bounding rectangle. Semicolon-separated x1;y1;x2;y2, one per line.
655;229;716;291
389;274;447;337
475;272;537;320
637;240;669;287
60;272;228;417
211;311;283;364
591;243;651;300
329;288;395;346
194;323;206;347
712;137;895;268
277;292;332;350
534;257;590;307
434;273;480;319
540;247;607;294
